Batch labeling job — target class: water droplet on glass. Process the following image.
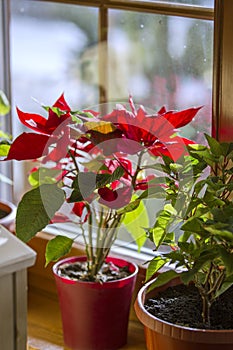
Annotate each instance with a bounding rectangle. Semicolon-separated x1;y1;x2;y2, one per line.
140;24;144;29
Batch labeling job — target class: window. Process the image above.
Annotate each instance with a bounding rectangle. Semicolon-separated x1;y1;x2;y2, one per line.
0;0;232;253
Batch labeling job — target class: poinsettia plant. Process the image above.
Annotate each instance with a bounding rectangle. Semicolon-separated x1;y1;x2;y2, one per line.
2;93;201;280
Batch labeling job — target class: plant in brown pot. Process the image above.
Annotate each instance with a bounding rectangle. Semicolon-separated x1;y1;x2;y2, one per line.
0;90;16;229
2;93;200;350
134;134;233;350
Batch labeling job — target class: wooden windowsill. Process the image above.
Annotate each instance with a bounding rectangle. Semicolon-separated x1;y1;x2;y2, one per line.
27;233;147;350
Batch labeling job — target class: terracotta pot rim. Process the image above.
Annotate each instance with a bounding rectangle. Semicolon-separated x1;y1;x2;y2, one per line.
135;276;233;343
53;255;138;285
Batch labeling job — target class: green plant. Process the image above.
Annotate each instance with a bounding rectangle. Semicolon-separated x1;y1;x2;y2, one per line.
0;90;12;184
146;134;233;327
2;93;200;281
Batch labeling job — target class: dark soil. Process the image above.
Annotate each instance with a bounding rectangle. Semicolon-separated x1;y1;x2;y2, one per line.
0;208;7;219
57;260;131;283
144;284;233;330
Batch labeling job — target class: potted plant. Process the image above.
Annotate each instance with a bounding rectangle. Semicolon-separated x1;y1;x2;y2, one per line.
2;93;200;349
134;134;233;350
0;90;16;229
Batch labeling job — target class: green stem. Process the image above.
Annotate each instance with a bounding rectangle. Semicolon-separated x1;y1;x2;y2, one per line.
132;150;145;188
87;205;94;267
80;224;91;270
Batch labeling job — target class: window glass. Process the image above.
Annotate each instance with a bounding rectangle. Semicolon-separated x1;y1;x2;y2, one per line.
9;0;213;248
131;0;214;6
10;0;98;125
108;10;213;143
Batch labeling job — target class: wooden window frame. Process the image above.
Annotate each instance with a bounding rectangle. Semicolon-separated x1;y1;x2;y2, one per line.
1;0;233;265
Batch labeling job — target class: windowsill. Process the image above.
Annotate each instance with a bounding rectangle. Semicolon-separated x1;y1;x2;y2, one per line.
27;232;147;349
27;288;146;350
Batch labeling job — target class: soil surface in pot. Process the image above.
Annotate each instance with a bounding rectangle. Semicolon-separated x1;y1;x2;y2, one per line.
57;260;131;283
145;284;233;330
0;208;8;219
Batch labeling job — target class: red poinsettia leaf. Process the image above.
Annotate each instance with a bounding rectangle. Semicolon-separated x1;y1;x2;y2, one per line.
163;106;202;128
5;132;50;160
16;108;50;134
150;137;195;161
98;186;132;209
43;127;71;163
98;187;117;202
72;202;90;223
16;94;72;136
157;106;167;115
135;175;156;190
46;94;71;133
53;93;70;111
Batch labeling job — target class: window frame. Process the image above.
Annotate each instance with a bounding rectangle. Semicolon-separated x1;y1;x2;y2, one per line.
1;0;232;262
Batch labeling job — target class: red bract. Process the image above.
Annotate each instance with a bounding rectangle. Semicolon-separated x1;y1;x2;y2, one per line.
98;186;132;210
135;175;156;190
100;96;201;156
149;136;195;161
42;125;71;163
161;106;203;128
5;132;51;160
16;93;71;135
72;202;90;223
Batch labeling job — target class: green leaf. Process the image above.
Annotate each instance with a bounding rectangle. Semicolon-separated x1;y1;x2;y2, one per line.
69;167;125;203
152;209;173;248
16;184;65;242
45;235;74;266
217;247;233;274
147;270;179;292
204;226;233;242
28;167;60;187
0;90;10;116
69;172;96;202
181;217;204;234
216;274;233;297
169;163;183;173
96;167;125;188
181;269;198;284
122;195;148;250
205;134;224;157
117;198;140;214
0;143;10;157
146;256;168;281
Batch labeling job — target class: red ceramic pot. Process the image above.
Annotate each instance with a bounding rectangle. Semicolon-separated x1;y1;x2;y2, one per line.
53;256;138;350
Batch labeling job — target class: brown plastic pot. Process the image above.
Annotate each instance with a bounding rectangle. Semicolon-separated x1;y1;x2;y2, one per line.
53;255;138;350
134;277;233;350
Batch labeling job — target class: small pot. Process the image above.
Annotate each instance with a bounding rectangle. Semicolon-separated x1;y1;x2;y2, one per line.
134;277;233;350
0;200;16;229
53;256;138;350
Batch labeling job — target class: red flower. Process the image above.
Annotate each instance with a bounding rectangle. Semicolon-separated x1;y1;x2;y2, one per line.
98;186;132;210
5;132;51;160
16;93;71;135
100;96;201;157
149;136;195;161
72;202;90;223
